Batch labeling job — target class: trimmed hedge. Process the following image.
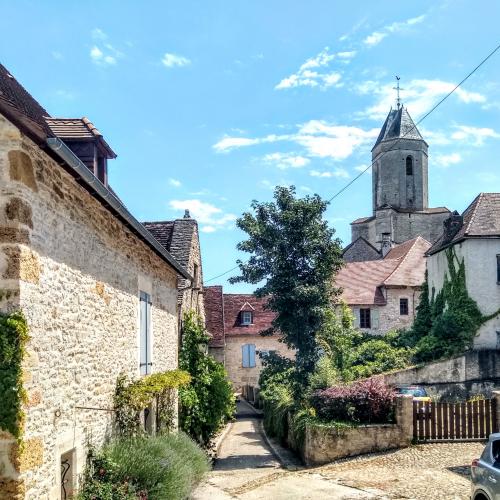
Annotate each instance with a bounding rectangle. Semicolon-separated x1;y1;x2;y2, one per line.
311;377;395;424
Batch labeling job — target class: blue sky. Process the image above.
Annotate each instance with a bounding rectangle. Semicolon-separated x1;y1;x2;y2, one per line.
1;1;500;292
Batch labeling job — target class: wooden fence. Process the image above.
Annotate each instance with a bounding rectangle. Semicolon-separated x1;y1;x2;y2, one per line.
413;399;498;442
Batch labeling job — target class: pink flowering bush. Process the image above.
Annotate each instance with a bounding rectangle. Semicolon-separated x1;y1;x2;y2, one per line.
310;377;395;424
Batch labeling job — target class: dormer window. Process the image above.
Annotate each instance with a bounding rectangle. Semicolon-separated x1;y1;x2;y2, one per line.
406;156;413;175
241;311;253;325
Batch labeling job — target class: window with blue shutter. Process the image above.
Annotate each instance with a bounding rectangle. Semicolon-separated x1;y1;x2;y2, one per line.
242;344;256;368
139;291;152;375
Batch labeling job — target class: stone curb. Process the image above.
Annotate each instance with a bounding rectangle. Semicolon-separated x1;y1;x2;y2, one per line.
212;420;233;458
259;419;303;471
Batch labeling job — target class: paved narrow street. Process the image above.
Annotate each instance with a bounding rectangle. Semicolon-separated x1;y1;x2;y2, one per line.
191;400;377;499
192;400;484;500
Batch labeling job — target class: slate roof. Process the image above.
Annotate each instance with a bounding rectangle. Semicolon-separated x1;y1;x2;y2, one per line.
204;286;225;347
143;217;197;269
45;117;116;158
342;236;381;262
427;193;500;255
336;237;430;305
0;63;53;142
204;287;277;347
372;106;425;150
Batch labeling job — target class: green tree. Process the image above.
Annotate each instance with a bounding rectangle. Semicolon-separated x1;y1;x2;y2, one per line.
179;312;235;444
230;186;344;393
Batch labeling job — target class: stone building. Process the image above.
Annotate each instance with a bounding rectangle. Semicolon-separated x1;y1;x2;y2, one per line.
426;193;500;349
0;64;190;498
337;237;430;335
143;212;205;325
204;286;293;390
346;106;450;262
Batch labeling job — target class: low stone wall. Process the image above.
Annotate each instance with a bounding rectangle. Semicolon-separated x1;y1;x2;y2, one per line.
382;350;500;401
299;395;413;466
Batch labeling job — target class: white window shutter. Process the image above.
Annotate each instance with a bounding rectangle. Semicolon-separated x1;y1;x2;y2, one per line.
353;308;360;328
249;344;256;367
242;344;249;367
139;292;152;375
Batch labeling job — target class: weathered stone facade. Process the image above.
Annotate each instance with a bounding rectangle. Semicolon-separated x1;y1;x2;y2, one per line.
0;112;181;498
224;335;294;391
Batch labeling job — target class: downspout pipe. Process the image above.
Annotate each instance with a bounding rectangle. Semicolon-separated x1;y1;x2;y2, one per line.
46;137;192;280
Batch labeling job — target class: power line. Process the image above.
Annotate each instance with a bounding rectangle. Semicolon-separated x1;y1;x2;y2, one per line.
204;264;241;283
203;42;500;284
327;41;500;203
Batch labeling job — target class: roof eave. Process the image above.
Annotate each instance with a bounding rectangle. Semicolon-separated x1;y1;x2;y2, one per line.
46;137;191;280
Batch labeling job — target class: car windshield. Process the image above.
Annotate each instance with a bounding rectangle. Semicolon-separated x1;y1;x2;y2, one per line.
397;387;427;397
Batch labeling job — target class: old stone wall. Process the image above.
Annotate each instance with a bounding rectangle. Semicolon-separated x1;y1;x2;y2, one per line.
350;287;420;336
299;395;413;466
382;351;500;401
0;114;180;499
224;335;294;391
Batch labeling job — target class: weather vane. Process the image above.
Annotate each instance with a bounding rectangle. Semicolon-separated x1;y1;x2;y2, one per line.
393;76;403;109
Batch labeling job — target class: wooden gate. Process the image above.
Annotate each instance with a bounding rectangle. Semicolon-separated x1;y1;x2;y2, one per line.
413;399;498;442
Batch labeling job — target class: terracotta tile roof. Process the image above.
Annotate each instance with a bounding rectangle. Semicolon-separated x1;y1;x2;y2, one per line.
204;288;277;346
337;237;429;305
205;286;225;347
428;193;500;255
45;117;116;158
223;294;276;337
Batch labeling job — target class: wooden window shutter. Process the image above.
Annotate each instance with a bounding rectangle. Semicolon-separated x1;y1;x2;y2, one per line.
249;344;256;367
139;291;152;375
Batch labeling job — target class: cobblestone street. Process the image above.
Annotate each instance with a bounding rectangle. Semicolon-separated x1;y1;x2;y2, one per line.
192;400;485;499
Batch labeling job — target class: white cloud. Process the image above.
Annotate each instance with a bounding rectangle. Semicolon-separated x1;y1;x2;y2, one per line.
169;199;236;233
363;14;426;47
450;125;500;146
434;153;462;168
310;168;350;179
354;164;370;172
275;48;344;90
213;134;287;153
91;28;108;40
162;53;191;68
90;45;120;66
51;51;63;60
357;79;486;121
214;121;378;161
262;152;310;170
169;178;181;187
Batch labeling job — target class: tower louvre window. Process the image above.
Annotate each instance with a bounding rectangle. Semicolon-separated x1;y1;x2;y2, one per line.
406;156;413;175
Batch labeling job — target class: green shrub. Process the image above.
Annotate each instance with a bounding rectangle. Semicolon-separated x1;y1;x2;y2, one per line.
309;356;340;391
78;433;209;500
179;312;235;444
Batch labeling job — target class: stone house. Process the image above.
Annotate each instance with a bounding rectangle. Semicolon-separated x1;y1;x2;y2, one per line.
426;193;500;349
204;286;293;390
0;64;190;498
345;106;450;262
143;212;205;326
337;237;430;335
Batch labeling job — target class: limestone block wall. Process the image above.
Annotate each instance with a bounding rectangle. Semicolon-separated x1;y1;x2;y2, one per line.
224;335;294;391
299;395;413;466
350;287;419;336
0;114;180;499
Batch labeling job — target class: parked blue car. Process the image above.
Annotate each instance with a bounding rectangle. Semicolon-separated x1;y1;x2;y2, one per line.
471;433;500;500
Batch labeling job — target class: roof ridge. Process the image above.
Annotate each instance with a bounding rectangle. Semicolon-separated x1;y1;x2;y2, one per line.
382;239;418;285
464;193;483;236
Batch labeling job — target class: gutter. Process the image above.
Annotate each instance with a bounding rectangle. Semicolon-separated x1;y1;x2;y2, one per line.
46;137;191;280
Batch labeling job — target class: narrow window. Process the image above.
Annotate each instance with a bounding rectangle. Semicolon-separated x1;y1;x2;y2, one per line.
242;344;256;368
241;311;253;325
497;255;500;283
359;308;371;328
400;298;409;315
193;263;199;288
406;156;413;175
139;291;152;375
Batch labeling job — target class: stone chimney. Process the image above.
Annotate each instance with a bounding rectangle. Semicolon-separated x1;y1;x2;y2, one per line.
381;232;393;257
442;211;463;243
183;209;191;219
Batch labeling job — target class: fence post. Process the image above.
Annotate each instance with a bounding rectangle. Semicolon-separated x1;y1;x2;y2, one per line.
492;390;500;432
396;395;414;444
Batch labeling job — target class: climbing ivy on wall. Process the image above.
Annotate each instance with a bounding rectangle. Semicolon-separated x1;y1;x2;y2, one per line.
0;311;29;442
409;248;500;362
